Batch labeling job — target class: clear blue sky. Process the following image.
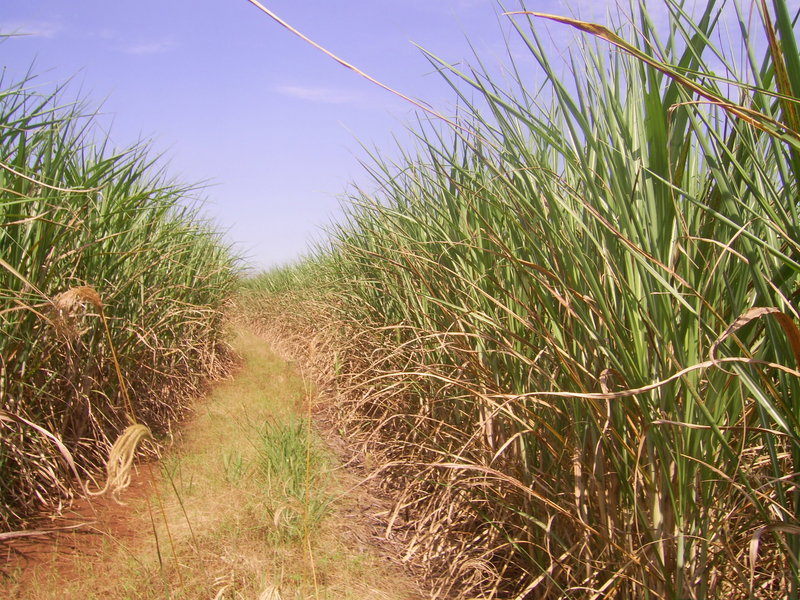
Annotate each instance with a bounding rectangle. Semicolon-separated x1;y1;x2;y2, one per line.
0;1;784;269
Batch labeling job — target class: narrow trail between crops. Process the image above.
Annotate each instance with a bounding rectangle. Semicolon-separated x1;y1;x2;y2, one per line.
1;326;425;600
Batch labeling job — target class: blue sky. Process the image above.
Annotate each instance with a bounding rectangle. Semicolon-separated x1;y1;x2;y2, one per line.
0;1;790;269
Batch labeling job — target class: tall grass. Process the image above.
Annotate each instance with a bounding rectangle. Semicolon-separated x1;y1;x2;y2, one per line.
245;0;800;597
258;417;330;542
0;69;237;530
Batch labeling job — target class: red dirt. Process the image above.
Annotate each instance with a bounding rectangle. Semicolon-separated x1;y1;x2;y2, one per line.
1;462;157;586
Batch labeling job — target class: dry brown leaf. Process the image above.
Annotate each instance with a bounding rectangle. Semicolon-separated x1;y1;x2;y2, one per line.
711;306;800;367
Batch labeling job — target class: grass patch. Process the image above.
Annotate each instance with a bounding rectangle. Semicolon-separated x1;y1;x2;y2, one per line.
258;417;330;543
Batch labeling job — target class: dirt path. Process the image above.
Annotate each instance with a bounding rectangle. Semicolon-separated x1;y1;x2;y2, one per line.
1;327;424;600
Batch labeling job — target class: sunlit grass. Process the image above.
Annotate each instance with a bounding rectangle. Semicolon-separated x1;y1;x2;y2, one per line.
244;0;800;597
258;417;331;542
0;67;237;529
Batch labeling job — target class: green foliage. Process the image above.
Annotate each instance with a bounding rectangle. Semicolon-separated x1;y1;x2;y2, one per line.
257;417;330;542
0;69;237;530
250;0;800;597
